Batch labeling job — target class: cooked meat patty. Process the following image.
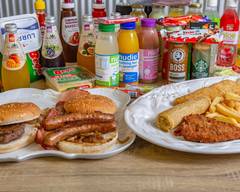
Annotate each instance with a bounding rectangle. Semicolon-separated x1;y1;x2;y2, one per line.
0;124;25;144
174;114;240;143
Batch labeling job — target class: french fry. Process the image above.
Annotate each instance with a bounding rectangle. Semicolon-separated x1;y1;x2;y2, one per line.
209;96;224;113
225;92;240;101
205;112;240;127
223;100;236;108
235;102;240;112
216;104;240;122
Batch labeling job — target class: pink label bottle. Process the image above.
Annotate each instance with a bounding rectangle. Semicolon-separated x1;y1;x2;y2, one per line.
138;18;160;83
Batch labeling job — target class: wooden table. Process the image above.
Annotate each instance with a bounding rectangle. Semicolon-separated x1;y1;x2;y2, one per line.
1;81;240;192
1;137;240;192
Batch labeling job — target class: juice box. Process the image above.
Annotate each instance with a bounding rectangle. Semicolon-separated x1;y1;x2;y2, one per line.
0;14;42;83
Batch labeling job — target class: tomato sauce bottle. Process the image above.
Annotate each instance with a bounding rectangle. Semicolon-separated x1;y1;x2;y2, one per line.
92;0;107;33
60;0;80;63
34;0;46;40
42;17;65;68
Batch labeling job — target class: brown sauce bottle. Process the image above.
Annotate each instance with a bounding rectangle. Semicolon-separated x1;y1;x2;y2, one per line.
60;0;80;63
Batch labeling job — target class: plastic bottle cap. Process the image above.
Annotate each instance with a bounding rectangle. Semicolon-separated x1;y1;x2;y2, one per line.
99;23;115;32
141;18;157;28
226;0;237;8
62;0;74;9
120;22;136;30
34;0;46;10
82;15;93;22
93;3;105;9
207;0;218;7
5;23;17;32
46;16;56;24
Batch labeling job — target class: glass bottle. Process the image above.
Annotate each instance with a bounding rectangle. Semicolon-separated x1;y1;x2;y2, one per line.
188;3;202;15
42;16;65;68
169;4;185;17
204;0;220;26
1;23;30;91
130;4;147;29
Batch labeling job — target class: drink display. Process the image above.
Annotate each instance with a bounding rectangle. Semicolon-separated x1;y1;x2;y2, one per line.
60;0;79;63
1;23;30;91
188;3;202;16
92;0;107;32
77;15;96;74
42;17;65;68
95;24;119;87
204;0;220;26
217;0;239;68
138;18;159;84
118;22;139;86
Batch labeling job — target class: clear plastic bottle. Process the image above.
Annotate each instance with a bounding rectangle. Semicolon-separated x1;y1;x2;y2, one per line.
95;24;119;87
204;0;220;26
77;15;96;74
1;23;30;91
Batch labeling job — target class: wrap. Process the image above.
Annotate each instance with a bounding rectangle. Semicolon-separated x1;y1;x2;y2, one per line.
156;97;211;132
174;80;240;105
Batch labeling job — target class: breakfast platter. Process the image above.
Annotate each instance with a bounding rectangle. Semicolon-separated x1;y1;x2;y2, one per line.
125;76;240;155
0;88;135;162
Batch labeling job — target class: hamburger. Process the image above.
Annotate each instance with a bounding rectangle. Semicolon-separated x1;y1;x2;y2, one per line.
38;92;118;153
0;102;41;153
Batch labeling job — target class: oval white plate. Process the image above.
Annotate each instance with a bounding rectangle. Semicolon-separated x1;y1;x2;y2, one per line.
125;76;240;155
0;88;135;162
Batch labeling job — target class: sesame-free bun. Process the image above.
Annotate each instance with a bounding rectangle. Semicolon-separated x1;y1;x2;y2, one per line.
0;125;37;154
64;95;117;114
57;130;118;154
0;102;41;126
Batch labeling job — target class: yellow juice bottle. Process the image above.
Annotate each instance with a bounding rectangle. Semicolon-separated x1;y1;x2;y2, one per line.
118;22;139;87
1;23;30;91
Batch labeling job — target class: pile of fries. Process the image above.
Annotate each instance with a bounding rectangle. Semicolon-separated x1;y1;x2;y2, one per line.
206;93;240;127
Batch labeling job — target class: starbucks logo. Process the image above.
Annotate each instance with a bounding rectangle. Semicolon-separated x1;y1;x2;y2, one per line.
194;59;208;73
171;48;185;63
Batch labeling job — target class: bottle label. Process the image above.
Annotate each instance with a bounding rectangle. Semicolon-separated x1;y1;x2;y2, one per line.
168;44;188;83
217;44;237;67
222;31;239;45
42;25;63;59
2;34;26;71
78;23;96;57
139;49;159;81
119;52;139;83
95;54;119;86
61;16;80;46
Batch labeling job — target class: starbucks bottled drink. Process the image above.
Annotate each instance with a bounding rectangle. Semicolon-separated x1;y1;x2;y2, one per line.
42;17;65;68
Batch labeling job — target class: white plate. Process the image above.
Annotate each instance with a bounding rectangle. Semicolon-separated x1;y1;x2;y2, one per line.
125;76;240;155
0;88;135;162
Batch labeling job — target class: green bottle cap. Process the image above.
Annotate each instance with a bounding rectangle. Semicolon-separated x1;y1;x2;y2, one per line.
99;23;115;32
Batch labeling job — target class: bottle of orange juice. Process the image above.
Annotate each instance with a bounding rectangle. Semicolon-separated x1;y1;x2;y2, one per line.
1;23;30;91
118;22;139;86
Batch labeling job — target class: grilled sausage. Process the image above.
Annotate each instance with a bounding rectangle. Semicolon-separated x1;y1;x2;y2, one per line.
43;122;116;147
44;112;115;130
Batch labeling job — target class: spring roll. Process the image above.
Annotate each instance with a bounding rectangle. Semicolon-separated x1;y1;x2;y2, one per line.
156;97;211;132
174;80;240;105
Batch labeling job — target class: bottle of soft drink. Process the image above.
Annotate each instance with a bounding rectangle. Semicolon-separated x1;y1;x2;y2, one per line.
204;0;220;26
216;0;239;68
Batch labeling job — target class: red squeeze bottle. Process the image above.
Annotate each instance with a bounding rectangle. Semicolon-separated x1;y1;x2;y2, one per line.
92;0;107;32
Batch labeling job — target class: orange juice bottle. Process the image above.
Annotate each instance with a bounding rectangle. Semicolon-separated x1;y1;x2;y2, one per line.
77;15;96;74
1;23;30;91
118;22;139;86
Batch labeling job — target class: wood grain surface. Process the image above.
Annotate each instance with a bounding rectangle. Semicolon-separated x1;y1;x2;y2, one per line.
0;137;240;192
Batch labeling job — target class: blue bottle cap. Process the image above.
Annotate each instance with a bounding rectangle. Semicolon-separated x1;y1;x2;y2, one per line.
120;22;136;30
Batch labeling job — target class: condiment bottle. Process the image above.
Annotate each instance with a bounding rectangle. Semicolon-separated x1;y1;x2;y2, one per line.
34;0;46;40
42;16;65;68
60;0;79;63
204;0;220;26
1;23;30;91
169;4;185;17
217;0;239;68
95;24;119;87
92;0;107;33
138;18;159;83
77;15;96;74
118;22;139;86
116;0;132;15
188;3;202;15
